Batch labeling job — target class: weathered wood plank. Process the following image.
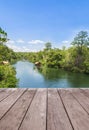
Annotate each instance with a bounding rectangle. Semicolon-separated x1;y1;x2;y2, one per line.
58;89;89;130
47;89;73;130
0;88;89;130
0;89;14;102
19;89;47;130
70;89;89;114
0;89;7;92
0;89;36;130
0;88;26;119
80;88;89;98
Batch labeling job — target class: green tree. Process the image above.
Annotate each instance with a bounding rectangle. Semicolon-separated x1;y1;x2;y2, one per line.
0;65;18;88
44;42;52;50
71;31;89;54
0;27;18;88
0;27;8;44
71;31;89;68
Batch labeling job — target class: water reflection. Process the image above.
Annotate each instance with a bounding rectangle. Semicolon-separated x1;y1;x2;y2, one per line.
39;67;89;88
13;61;89;88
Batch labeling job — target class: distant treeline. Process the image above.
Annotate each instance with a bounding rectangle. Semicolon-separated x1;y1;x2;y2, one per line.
16;31;89;74
0;27;89;88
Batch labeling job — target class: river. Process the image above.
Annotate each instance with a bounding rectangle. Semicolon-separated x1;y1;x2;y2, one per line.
13;61;89;88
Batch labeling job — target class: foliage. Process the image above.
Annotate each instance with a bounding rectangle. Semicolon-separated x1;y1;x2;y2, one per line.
0;65;18;88
15;32;89;74
17;31;89;74
72;31;89;47
0;27;18;88
44;42;52;51
0;27;8;44
0;44;17;63
1;27;89;89
70;31;89;69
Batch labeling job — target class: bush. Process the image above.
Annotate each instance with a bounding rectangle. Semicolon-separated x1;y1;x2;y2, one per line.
0;65;18;88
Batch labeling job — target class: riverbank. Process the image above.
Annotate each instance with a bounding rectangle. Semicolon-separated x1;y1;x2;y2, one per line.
15;44;89;74
13;61;89;88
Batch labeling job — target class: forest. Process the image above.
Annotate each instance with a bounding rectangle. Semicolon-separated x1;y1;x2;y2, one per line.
0;27;89;88
16;31;89;74
0;27;18;88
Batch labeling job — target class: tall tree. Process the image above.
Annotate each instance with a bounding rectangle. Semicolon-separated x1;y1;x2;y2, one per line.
71;31;89;68
0;27;8;44
71;31;89;54
44;42;52;50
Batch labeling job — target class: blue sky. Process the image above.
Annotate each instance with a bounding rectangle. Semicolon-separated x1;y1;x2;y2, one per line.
0;0;89;51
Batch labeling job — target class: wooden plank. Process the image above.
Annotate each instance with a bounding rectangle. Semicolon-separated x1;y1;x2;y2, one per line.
0;88;26;119
0;89;36;130
70;89;89;114
19;88;47;130
80;88;89;98
0;89;7;92
0;89;14;102
58;89;89;130
47;89;73;130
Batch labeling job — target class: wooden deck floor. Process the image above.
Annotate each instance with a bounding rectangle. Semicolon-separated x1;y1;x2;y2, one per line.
0;89;89;130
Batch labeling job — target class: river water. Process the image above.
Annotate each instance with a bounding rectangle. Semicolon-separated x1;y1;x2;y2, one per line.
13;61;89;88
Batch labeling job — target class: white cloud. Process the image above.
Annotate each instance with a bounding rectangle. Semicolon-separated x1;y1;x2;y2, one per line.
7;43;38;52
7;40;15;44
6;38;72;52
55;40;71;49
7;44;19;52
28;40;45;44
62;40;69;44
6;39;46;52
16;39;25;43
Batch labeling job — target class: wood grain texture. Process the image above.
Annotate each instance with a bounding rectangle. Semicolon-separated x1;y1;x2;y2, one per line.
80;88;89;98
19;89;47;130
59;89;89;130
0;89;26;119
70;88;89;114
0;89;36;130
0;89;15;102
47;89;73;130
0;88;89;130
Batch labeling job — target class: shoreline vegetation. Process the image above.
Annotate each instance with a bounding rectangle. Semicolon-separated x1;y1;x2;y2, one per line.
0;27;89;88
0;27;18;88
16;31;89;74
